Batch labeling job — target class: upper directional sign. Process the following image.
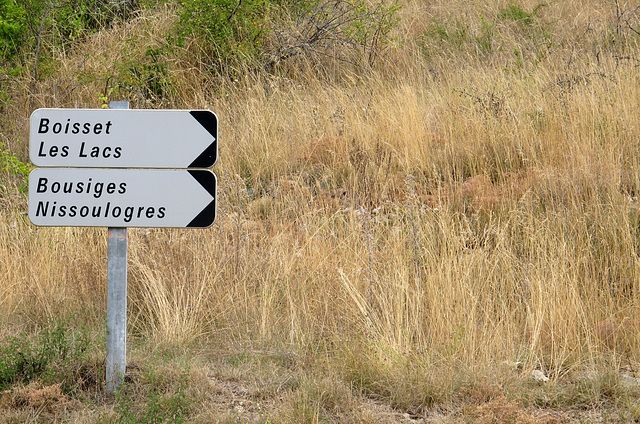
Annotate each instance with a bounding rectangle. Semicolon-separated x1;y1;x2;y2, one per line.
29;108;217;168
28;168;217;228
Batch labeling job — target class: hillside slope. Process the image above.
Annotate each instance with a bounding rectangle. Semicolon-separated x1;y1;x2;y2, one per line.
2;1;640;422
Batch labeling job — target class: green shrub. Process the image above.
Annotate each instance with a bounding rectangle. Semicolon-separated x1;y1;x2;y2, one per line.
498;3;534;26
0;316;90;392
174;0;400;76
120;45;174;104
0;0;141;79
274;0;401;69
0;141;30;193
175;0;271;72
0;0;27;61
50;0;139;44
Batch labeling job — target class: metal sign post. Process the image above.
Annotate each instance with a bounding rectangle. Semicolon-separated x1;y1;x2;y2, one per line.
106;101;129;395
106;226;127;394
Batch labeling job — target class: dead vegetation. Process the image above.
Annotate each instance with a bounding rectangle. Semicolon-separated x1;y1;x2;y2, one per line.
3;0;640;422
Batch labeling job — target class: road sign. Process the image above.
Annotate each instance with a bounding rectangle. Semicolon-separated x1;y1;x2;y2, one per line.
29;108;217;168
28;168;216;228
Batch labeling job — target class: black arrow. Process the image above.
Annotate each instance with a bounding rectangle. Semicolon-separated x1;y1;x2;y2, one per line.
189;111;218;168
187;170;217;228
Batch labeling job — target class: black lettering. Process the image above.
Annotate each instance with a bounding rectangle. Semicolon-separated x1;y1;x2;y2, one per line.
80;206;89;217
93;182;104;198
124;207;134;223
36;201;49;216
36;178;48;193
118;183;126;194
137;206;145;218
103;146;111;158
92;206;102;217
90;146;99;158
37;142;70;158
157;207;166;218
63;182;72;193
38;118;49;133
75;182;84;193
112;206;121;217
51;182;60;193
58;205;67;217
69;205;77;217
146;207;155;218
113;147;122;158
79;142;88;157
37;119;114;136
106;183;116;194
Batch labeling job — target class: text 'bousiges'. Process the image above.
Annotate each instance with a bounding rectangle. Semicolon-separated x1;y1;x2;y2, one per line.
28;168;216;228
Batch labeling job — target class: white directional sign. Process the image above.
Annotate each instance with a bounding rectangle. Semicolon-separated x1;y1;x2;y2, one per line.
28;168;216;228
30;108;217;168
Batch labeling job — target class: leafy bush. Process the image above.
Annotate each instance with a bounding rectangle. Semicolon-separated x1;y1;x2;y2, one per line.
174;0;400;75
116;45;174;105
175;0;271;73
50;0;139;44
0;0;140;78
0;141;30;192
0;0;27;61
265;0;401;72
0;317;90;392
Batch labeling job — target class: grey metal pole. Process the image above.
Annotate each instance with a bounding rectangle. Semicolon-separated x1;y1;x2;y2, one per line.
106;100;129;396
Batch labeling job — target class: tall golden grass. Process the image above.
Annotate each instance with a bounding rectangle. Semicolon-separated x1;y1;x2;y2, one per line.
3;0;640;419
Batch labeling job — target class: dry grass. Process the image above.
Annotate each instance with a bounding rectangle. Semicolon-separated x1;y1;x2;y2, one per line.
3;0;640;422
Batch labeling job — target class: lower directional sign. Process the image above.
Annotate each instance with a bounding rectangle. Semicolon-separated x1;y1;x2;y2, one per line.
28;168;216;228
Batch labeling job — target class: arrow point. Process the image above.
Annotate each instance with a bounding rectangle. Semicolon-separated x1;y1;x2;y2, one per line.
188;170;216;197
186;169;217;227
189;110;217;137
187;200;216;228
189;111;218;167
